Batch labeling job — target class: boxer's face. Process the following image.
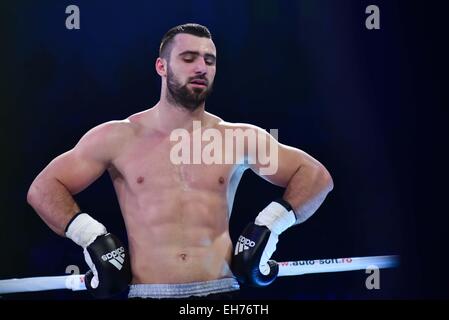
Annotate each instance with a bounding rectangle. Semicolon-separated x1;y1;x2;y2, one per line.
164;34;216;110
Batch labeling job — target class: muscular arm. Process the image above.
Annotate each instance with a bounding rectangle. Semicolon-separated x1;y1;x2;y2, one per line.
27;122;126;236
244;124;333;224
276;145;333;224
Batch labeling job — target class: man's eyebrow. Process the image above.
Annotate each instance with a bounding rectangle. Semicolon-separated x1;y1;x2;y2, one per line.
178;51;216;60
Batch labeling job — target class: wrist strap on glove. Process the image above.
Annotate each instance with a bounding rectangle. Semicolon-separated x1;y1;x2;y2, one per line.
65;213;107;248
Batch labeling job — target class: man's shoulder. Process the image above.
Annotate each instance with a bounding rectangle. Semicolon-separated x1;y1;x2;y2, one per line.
89;119;136;137
79;119;137;150
87;107;160;140
212;118;261;132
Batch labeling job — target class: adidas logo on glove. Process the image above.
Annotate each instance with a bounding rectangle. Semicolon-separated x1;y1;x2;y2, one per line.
101;246;126;270
234;235;256;255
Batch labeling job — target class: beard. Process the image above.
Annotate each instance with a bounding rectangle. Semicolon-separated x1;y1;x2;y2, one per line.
166;66;213;111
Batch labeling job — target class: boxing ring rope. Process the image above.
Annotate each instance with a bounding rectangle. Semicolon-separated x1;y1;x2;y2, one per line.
0;255;399;295
0;274;87;294
277;255;399;276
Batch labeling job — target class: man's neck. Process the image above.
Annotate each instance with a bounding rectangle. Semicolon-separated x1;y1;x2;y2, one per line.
154;100;206;133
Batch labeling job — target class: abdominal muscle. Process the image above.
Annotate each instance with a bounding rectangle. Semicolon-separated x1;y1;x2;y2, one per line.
116;185;234;284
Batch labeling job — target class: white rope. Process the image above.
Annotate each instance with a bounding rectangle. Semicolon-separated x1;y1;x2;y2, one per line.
278;255;399;276
0;274;86;294
0;255;399;294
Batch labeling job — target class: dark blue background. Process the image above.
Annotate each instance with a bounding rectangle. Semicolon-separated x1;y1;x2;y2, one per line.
1;0;447;299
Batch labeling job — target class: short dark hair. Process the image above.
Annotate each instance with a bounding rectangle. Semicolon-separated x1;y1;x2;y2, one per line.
159;23;212;59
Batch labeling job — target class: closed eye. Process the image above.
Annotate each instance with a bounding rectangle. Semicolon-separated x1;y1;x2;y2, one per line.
179;51;216;65
205;58;216;66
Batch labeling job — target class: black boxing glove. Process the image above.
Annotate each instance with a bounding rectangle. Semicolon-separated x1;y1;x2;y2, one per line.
65;213;131;298
84;233;131;298
231;199;296;287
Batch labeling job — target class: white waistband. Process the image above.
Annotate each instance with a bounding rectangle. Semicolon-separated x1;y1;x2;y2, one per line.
128;278;240;299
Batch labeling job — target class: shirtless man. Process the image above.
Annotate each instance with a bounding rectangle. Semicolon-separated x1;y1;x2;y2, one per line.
26;24;333;299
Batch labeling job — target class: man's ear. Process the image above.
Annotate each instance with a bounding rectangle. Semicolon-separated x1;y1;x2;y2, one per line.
156;57;167;77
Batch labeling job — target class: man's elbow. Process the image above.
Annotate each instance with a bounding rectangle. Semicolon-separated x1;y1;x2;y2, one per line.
318;165;334;194
27;181;39;207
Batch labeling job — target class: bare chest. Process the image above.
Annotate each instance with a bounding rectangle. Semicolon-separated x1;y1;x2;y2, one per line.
110;133;236;193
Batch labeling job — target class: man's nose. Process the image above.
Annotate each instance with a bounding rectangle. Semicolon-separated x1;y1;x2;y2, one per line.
193;58;207;75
